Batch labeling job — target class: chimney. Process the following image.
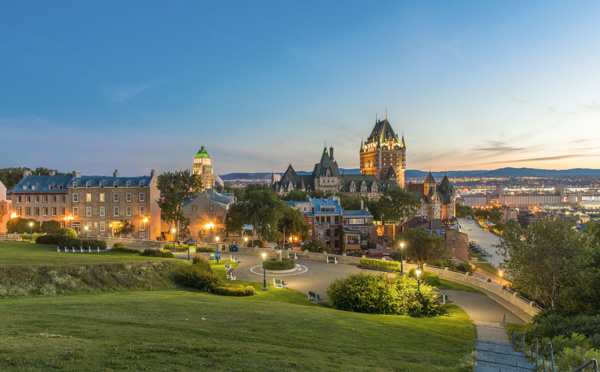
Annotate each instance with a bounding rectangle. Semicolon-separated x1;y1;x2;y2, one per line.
73;170;82;178
329;147;334;161
49;170;55;176
360;200;364;210
150;169;156;177
23;170;32;178
113;169;120;178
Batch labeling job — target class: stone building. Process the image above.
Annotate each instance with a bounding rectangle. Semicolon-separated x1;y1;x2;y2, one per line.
193;146;215;190
360;116;406;188
180;189;235;242
10;170;71;227
406;172;456;222
0;180;12;233
11;169;161;239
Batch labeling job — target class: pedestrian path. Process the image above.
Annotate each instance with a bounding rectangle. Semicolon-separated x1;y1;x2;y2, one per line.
474;321;535;372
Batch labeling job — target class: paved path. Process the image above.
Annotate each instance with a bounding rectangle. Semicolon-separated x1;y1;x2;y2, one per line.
191;252;530;324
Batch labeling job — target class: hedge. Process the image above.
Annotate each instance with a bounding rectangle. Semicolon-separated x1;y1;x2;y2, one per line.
36;235;58;244
264;258;295;270
141;249;174;258
213;284;255;296
174;264;221;292
111;246;143;254
192;255;212;271
359;258;401;272
407;268;440;286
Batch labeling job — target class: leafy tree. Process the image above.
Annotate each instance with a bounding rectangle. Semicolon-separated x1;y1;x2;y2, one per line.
302;237;330;252
7;217;39;233
565;220;600;311
244;188;286;242
455;204;474;218
335;193;367;210
309;190;333;199
497;218;588;309
278;206;310;240
473;206;503;224
119;219;135;235
157;170;203;239
0;167;28;190
281;190;308;202
365;199;383;221
398;228;447;263
378;189;421;224
225;202;248;236
41;220;61;234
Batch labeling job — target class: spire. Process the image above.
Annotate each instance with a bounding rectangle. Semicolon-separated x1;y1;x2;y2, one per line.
385;107;388;120
425;171;436;184
401;131;405;148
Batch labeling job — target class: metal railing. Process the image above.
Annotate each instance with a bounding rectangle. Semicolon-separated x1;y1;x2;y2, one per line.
541;342;555;372
574;359;598;372
511;328;525;353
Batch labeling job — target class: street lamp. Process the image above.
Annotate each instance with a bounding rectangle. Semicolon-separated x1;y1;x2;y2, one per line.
84;225;89;239
416;269;421;292
262;252;268;291
499;270;504;287
215;236;220;251
29;221;33;237
244;236;248;247
172;228;176;252
399;242;405;275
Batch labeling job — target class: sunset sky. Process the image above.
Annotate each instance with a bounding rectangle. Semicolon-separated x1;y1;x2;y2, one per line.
1;1;599;176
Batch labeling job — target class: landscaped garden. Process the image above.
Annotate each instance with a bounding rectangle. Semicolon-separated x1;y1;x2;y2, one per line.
0;240;477;370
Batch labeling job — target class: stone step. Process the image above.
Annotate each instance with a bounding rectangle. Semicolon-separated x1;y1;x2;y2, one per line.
478;350;527;363
476;340;516;352
474;365;534;372
475;355;536;371
476;345;528;358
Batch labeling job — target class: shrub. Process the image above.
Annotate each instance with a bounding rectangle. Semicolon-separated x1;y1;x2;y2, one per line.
192;255;212;271
264;258;295;270
196;246;213;252
407;269;440;286
110;245;142;254
7;218;39;234
456;262;475;274
359;258;401;272
53;228;78;245
213;284;255;296
174;264;221;292
80;239;107;249
141;249;174;258
327;272;443;317
36;235;58;245
41;220;61;234
302;238;330;252
20;234;40;242
162;243;188;252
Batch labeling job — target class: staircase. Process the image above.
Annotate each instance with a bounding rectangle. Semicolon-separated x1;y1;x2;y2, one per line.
474;321;536;372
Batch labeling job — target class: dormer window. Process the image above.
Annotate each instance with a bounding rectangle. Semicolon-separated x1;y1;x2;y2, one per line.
58;185;63;190
23;185;28;190
99;181;104;188
86;181;91;188
49;185;54;190
139;181;144;188
126;181;131;188
73;182;77;189
114;181;118;188
32;185;37;190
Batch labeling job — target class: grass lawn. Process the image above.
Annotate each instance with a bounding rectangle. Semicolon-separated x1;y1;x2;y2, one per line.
0;290;475;371
436;279;487;296
0;241;178;266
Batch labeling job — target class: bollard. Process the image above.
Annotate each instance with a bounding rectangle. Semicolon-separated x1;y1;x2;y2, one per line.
80;247;83;253
88;247;91;253
97;246;100;253
57;246;60;252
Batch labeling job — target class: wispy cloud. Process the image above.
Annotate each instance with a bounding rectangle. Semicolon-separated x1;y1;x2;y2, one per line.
101;80;171;103
474;140;525;153
581;100;600;111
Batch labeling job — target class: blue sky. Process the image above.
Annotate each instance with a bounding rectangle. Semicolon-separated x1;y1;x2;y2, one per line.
1;1;599;176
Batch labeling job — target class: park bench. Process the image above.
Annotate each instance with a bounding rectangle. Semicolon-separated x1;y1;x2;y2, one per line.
326;256;338;264
287;252;297;259
273;278;287;289
224;262;233;272
438;294;448;304
307;290;322;303
229;255;240;263
227;271;236;280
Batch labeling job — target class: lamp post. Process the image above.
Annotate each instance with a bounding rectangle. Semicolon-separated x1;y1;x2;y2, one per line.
244;236;248;247
499;270;504;287
262;252;268;291
29;221;33;238
416;269;421;292
172;228;176;252
84;225;89;239
399;242;405;275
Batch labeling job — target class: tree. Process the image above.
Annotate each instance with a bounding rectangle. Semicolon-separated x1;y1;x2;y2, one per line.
398;228;447;263
281;190;308;202
41;220;61;234
0;167;66;190
157;170;203;239
119;219;135;235
497;218;588;309
302;238;330;252
335;193;366;210
225;202;248;237
378;189;421;224
278;206;310;240
456;204;474;218
7;217;39;234
244;188;286;242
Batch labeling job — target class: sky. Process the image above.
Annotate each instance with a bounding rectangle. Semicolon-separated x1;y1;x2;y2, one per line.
1;0;600;176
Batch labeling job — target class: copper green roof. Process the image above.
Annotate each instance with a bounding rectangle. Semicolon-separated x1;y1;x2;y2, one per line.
195;146;210;158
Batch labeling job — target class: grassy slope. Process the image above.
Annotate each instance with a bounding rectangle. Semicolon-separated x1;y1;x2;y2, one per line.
0;290;475;371
0;241;178;266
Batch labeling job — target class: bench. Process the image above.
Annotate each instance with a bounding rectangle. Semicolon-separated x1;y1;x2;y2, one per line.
273;278;287;289
307;290;322;303
224;262;233;272
326;256;338;264
229;255;240;263
227;271;236;280
438;294;448;304
287;252;298;259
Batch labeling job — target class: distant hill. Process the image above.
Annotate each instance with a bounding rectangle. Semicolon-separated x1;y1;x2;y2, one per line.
220;167;600;181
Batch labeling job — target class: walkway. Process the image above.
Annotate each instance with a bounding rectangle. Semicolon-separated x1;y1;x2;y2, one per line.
458;218;504;268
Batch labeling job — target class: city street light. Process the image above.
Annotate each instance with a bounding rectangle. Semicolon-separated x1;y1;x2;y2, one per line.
262;252;268;291
84;225;89;239
399;242;405;275
172;228;176;252
244;237;248;247
215;236;220;251
499;270;504;287
416;269;421;292
29;222;33;237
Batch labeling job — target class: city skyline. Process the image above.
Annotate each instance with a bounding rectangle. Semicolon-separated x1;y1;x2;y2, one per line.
2;1;600;175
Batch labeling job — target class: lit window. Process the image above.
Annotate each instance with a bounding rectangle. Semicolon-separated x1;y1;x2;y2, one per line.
86;193;92;202
99;193;105;202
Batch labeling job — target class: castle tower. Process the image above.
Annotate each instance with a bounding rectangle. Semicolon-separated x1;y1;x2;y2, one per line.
359;116;406;189
424;171;436;196
193;146;214;190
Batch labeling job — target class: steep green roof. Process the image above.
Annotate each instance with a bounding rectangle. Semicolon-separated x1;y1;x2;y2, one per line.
195;146;210;158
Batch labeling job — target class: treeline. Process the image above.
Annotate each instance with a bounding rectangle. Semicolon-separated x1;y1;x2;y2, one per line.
0;167;67;190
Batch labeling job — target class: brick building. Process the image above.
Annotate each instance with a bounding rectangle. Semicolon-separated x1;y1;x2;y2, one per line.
180;189;235;241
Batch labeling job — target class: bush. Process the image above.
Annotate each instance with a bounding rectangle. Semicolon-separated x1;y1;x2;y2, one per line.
7;217;39;234
302;238;330;252
455;262;475;274
41;220;61;234
174;264;221;292
141;248;174;258
79;239;107;249
264;258;295;270
162;243;188;252
20;234;40;242
213;284;255;296
196;246;213;252
407;269;440;286
327;272;444;317
192;255;211;271
36;235;58;245
53;228;78;245
359;258;401;272
110;244;142;254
